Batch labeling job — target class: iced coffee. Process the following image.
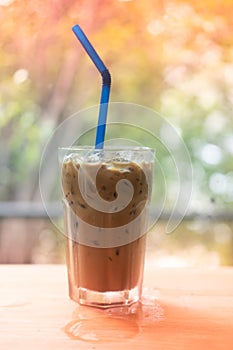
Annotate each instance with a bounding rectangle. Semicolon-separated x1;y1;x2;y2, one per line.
60;147;154;307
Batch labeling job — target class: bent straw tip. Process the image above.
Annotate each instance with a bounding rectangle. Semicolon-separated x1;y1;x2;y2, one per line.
72;24;80;30
72;24;82;35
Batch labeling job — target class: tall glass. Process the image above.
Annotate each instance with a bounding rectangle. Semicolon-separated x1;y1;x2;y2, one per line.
59;146;154;308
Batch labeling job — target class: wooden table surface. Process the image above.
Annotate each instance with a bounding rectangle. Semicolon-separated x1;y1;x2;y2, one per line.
0;264;233;350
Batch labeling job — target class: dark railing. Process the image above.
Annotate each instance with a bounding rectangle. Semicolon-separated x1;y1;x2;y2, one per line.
0;202;232;221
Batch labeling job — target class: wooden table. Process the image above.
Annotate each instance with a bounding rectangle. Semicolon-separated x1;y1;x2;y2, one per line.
0;265;233;349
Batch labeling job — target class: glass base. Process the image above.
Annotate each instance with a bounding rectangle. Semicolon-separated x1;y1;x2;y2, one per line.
69;285;141;308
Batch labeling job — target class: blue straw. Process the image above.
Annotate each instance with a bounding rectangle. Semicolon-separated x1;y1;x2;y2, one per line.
72;25;111;149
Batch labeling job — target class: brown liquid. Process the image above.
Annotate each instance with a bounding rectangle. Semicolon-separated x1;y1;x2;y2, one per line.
62;159;152;293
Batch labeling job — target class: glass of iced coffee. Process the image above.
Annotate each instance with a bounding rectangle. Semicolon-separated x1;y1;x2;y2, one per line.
59;146;154;308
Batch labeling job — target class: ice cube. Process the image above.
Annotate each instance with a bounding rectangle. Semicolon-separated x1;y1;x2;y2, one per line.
85;150;103;163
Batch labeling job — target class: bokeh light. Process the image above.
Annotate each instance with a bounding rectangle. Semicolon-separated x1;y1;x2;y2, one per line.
0;0;232;265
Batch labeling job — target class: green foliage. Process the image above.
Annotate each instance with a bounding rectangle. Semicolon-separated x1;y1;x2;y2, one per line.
0;1;232;263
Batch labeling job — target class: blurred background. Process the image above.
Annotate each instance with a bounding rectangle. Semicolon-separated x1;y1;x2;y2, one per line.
0;0;232;266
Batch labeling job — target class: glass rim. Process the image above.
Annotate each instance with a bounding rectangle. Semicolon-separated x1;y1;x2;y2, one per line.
58;146;155;153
